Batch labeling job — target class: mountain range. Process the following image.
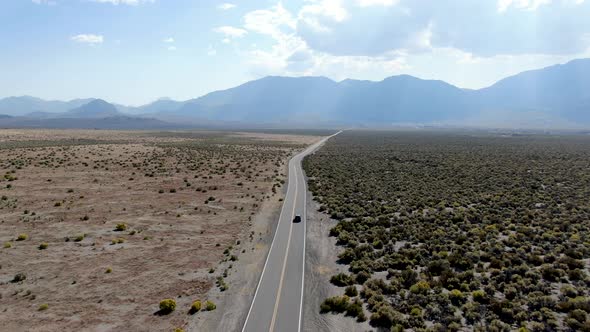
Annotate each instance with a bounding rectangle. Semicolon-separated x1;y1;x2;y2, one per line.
1;58;590;129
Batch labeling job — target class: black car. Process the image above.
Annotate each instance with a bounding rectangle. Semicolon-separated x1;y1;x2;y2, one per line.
293;215;302;223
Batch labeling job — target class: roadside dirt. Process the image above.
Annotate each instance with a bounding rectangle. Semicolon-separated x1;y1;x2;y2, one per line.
187;171;287;332
303;183;373;332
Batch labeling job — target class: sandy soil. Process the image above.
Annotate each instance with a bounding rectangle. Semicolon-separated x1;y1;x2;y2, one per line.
0;129;320;332
187;182;286;332
304;189;373;332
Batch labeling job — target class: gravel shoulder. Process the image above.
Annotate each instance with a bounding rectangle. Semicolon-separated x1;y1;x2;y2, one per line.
303;183;372;332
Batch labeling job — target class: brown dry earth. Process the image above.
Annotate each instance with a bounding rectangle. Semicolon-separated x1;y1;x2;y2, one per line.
0;129;320;332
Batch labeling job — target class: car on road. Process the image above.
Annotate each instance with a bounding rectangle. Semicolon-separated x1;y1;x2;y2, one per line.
293;215;301;223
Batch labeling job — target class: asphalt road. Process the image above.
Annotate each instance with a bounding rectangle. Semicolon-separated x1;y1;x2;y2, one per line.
242;132;340;332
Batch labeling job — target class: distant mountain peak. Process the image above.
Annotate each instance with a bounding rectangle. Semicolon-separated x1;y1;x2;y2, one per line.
65;99;121;118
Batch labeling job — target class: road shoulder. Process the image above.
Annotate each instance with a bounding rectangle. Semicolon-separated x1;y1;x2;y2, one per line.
303;182;372;332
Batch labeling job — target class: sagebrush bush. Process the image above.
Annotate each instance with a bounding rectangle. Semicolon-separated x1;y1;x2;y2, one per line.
159;299;176;314
320;295;350;313
114;223;127;232
205;300;216;311
330;273;354;287
189;300;202;314
345;285;358;297
11;272;26;283
111;238;125;244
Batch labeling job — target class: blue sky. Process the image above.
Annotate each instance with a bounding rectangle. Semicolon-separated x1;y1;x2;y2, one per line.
1;0;589;105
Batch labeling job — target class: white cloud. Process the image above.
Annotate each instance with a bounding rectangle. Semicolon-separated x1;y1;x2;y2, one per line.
238;2;407;79
70;34;104;44
90;0;154;5
163;37;174;43
303;0;348;21
244;3;296;39
356;0;399;7
214;26;248;38
218;3;236;10
232;0;590;85
298;0;349;32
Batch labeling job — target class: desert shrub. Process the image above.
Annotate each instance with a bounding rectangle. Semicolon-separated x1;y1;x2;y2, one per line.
540;264;565;282
189;300;201;314
216;276;228;291
428;259;450;276
320;295;350;314
345;285;358;297
410;280;431;294
472;290;488;304
11;273;26;283
568;269;587;281
568;309;587;323
74;234;85;242
449;289;465;305
355;270;371;284
38;243;48;250
557;296;590;313
331;273;354;287
205;300;216;311
370;302;404;328
159;299;176;314
346;297;364;319
106;267;112;273
111;238;125;244
561;285;578;298
114;223;127;232
4;242;12;248
38;304;49;311
16;234;28;241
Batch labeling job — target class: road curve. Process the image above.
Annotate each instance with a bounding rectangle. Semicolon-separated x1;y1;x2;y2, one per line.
242;131;341;332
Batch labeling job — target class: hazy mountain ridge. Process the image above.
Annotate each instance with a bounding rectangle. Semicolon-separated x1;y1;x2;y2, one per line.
0;96;97;116
1;58;589;128
64;99;122;118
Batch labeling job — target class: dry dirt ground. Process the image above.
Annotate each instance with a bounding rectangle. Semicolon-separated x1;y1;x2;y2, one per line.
0;129;320;332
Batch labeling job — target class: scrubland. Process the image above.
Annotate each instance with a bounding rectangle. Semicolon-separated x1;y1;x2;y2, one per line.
0;129;318;331
304;130;590;331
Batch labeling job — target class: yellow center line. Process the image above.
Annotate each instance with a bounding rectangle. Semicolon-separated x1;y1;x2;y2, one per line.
269;164;298;332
